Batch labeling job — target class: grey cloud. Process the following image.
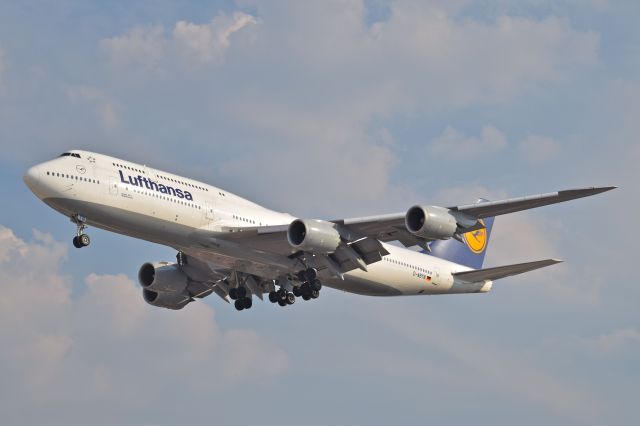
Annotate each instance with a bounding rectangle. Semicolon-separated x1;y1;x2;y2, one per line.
365;303;598;420
519;135;560;163
66;86;119;130
428;125;507;161
101;25;167;70
0;46;5;93
0;225;289;424
580;327;640;355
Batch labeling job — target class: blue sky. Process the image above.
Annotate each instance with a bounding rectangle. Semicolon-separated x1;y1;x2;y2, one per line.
1;1;638;425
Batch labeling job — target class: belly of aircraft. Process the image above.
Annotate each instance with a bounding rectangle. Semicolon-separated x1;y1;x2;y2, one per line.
324;275;404;296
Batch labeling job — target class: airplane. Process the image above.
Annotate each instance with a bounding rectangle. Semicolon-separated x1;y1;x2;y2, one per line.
23;150;615;312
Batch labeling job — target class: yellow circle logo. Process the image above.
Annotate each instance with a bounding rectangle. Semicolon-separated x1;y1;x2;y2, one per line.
464;223;487;254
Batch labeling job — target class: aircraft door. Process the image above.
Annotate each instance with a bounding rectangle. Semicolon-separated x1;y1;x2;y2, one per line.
204;202;215;222
109;177;119;195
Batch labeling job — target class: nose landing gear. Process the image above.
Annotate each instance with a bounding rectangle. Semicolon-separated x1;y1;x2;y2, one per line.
71;215;91;248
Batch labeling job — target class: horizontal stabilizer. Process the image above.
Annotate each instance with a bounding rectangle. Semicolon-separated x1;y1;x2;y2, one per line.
452;259;562;283
450;186;616;218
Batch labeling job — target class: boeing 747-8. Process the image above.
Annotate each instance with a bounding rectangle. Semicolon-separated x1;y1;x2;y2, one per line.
23;150;615;311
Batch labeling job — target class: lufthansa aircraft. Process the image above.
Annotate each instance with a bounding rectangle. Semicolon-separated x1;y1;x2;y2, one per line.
23;150;614;311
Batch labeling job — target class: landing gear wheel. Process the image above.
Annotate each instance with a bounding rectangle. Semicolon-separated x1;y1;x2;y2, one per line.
278;299;287;307
292;287;301;297
311;290;320;299
302;294;311;301
236;287;247;299
79;234;91;247
268;291;278;303
229;288;238;300
71;214;90;248
242;297;253;309
276;289;287;303
300;283;311;298
286;293;295;305
234;299;244;311
310;279;322;291
305;268;318;282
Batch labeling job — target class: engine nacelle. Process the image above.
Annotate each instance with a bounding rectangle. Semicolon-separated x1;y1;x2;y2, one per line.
287;219;341;253
143;288;190;310
138;262;188;293
405;205;458;240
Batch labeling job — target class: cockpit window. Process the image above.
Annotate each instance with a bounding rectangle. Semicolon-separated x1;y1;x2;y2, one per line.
58;152;81;158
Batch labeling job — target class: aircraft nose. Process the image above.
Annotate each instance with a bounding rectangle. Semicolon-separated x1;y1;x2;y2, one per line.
23;165;40;192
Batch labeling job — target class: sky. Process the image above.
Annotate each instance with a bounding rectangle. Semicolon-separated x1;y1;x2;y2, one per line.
1;0;639;425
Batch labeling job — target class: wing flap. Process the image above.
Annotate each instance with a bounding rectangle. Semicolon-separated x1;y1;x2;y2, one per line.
452;259;562;283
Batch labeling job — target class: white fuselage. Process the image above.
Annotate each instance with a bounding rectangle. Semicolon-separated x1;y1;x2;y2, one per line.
24;150;491;297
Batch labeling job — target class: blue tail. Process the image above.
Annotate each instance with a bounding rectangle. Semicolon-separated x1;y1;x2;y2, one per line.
424;200;494;269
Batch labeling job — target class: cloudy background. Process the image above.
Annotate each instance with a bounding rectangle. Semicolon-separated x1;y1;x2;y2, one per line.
1;0;638;424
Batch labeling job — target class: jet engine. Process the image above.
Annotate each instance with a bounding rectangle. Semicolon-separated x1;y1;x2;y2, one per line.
287;219;341;253
142;288;190;310
138;262;190;310
405;205;458;240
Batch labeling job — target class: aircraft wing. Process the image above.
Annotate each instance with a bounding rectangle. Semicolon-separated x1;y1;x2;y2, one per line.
452;259;562;283
332;186;615;247
448;186;616;218
193;186;612;277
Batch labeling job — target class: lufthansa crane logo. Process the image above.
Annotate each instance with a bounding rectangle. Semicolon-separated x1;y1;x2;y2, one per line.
463;220;487;254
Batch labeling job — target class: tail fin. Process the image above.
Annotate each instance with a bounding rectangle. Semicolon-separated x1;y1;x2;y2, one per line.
425;199;494;269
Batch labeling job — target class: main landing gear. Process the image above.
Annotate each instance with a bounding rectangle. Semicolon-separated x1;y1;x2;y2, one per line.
71;215;91;249
268;289;296;307
229;286;253;311
268;268;322;308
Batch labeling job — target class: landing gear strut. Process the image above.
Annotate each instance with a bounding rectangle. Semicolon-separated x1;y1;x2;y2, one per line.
71;215;90;249
176;251;188;266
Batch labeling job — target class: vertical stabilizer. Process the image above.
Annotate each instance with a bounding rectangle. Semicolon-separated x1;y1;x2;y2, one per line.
425;200;494;269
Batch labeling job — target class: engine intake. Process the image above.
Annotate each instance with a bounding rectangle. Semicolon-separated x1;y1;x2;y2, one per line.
143;289;190;310
287;219;341;253
138;262;189;293
138;262;191;310
405;205;458;240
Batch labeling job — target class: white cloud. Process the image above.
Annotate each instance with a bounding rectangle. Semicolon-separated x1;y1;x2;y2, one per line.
0;225;288;422
102;12;258;70
196;1;595;213
173;12;258;66
428;125;507;160
33;3;600;219
519;134;559;163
